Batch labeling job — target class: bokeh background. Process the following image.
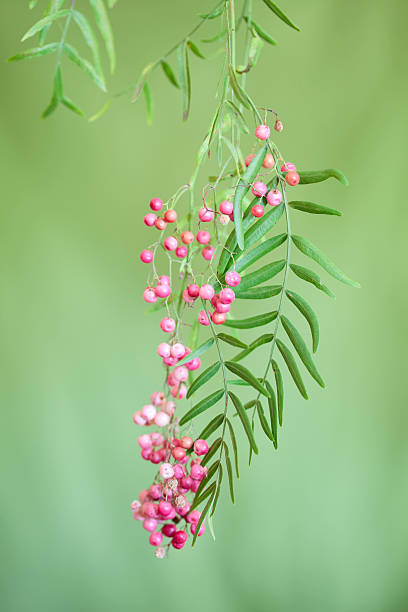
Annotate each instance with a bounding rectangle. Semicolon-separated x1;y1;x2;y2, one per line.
1;1;407;611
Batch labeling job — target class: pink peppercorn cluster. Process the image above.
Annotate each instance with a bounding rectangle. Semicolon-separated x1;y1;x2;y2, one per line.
131;432;210;557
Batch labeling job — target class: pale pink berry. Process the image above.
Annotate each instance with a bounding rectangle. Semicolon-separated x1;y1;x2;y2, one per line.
163;356;178;367
150;432;164;445
180;436;193;450
155;283;171;298
164;209;177;223
202;246;215;261
160;317;176;333
219;287;235;304
173;463;185;479
190;522;205;536
255;124;270;140
199;284;215;300
149;484;162;500
176;246;188;258
263;153;275;169
155;546;166;558
285;171;300;186
198;310;210;326
219;214;230;226
219;200;233;215
167;372;177;386
159;275;170;285
180;231;194;245
138;434;152;449
194;439;209;456
139;490;149;503
172;446;186;461
170;343;184;359
164;401;176;416
216;301;231;314
245;153;255;167
157;342;171;358
178;384;187;399
252;204;265;217
133;411;146;426
174;366;188;382
196;230;210;245
198;207;214;222
141;404;156;421
266;189;282;206
187;284;200;298
183;289;195;304
211;311;226;325
131;499;141;512
143;287;157;303
140;249;153;263
160;463;175;479
149;531;163;546
154;411;170;427
150;198;163;211
185;357;201;371
150;391;165;406
281;162;297;172
164;236;178;251
143;518;157;532
144;213;157;227
186;510;201;524
191;463;206;480
252;181;268;197
225;271;241;287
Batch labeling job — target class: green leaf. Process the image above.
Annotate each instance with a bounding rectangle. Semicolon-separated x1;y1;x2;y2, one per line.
187;362;221;399
227;379;251;386
272;360;284;426
225;361;270;397
298;169;349;186
256;400;274;442
292;235;360;288
210;464;223;516
198;413;224;441
217;333;248;349
201;29;226;43
63;43;106;91
289;201;342;216
224;311;277;329
39;0;65;45
286;290;320;352
201;438;222;467
42;95;58;118
61;96;84;117
276;339;308;399
88;99;112;122
235;285;282;300
231;333;274;362
72;10;104;83
192;459;220;504
143;82;153;125
89;0;115;73
228;391;258;454
177;41;191;121
232;233;287;274
235;260;285;293
21;9;70;41
179;389;224;426
54;65;63;98
200;5;224;19
261;0;300;31
244;16;277;45
223;443;235;503
193;481;216;509
264;381;278;448
226;418;239;478
290;263;335;298
187;39;205;59
244;204;284;250
29;0;39;8
281;316;325;387
228;63;250;109
225;99;250;135
131;62;155;102
192;488;215;546
160;60;179;88
8;43;58;61
233;145;267;250
177;337;214;366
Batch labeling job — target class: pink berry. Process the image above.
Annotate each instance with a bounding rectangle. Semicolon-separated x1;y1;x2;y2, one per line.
159;275;170;285
140;249;153;263
138;434;152;449
180;476;193;490
163;356;178;367
141;404;156;421
198;310;210;326
160;317;176;333
219;214;230;226
133;411;146;426
141;448;152;461
252;181;268;197
225;271;241;287
266;189;282;206
161;523;176;538
183;289;195;304
202;245;215;261
150;431;164;445
173;463;185;479
158;501;172;517
154;411;170;427
164;209;177;223
285;171;300;186
150;198;163;211
191;479;200;493
263;153;275;169
211;311;226;325
187;284;200;298
176;246;188;258
252;204;265;218
219;287;235;304
180;436;193;450
186;510;201;524
190;522;205;536
154;217;167;231
190;463;206;480
196;230;210;245
194;439;209;456
185;357;201;371
149;531;163;546
245;154;255;167
164;236;178;251
219;200;233;215
181;231;194;245
281;162;297;172
155;283;171;298
143;287;157;303
174;366;188;382
171;343;185;359
150;451;161;464
144;213;157;227
143;518;157;532
150;391;165;406
198;207;214;222
149;484;162;500
199;284;215;300
172;446;186;461
157;342;171;358
216;301;230;314
255;124;270;140
160;463;175;479
173;530;188;544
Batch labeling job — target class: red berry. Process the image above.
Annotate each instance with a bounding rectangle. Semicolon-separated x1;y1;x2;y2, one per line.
154;217;167;231
181;231;194;245
252;204;264;217
285;171;300;186
164;209;177;223
150;198;163;212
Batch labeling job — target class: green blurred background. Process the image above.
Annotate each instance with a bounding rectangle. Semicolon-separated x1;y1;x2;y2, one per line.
1;1;407;610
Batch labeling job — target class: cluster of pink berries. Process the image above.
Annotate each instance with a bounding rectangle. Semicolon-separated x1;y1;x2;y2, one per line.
132;433;210;556
158;341;202;399
182;279;239;327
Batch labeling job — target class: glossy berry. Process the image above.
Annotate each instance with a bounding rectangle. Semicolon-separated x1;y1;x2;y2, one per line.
211;311;226;325
159;275;170;285
245;153;255;167
150;198;163;211
172;446;186;461
190;463;206;480
185;357;201;371
164;236;178;251
252;204;264;218
219;200;233;215
180;436;193;449
160;463;175;479
255;124;270;140
160;317;176;333
154;217;167;231
143;287;157;303
144;213;157;227
143;518;157;532
157;342;171;358
140;250;153;263
266;189;282;206
181;231;194;245
187;284;200;298
149;531;163;546
225;271;241;287
186;510;201;524
173;530;188;544
281;162;297;172
196;230;210;245
263;153;275;169
285;171;300;186
199;284;215;300
155;283;171;298
154;411;170;427
252;181;268;197
219;287;235;304
164;209;177;223
194;439;209;456
216;301;230;314
190;522;205;536
176;246;188;258
198;207;214;222
162;523;177;538
171;343;185;359
202;246;215;261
